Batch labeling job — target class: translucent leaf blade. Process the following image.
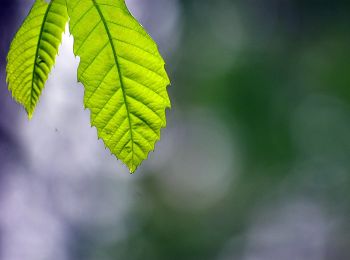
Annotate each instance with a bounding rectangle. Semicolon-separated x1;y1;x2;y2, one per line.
67;0;171;173
6;0;68;118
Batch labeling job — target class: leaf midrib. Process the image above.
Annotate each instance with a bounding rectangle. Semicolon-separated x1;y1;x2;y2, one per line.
91;0;135;171
29;0;53;117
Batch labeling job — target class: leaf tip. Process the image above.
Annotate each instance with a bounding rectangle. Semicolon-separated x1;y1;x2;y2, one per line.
128;164;137;174
27;112;33;120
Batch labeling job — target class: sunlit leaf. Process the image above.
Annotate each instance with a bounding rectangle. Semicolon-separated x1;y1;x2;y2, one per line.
6;0;68;118
67;0;171;173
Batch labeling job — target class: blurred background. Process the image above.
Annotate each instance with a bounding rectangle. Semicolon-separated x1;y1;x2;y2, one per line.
1;0;350;259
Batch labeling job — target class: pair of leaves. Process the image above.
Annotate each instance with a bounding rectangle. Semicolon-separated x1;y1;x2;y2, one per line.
6;0;171;173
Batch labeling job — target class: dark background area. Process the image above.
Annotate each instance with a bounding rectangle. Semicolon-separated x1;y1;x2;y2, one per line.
1;0;350;259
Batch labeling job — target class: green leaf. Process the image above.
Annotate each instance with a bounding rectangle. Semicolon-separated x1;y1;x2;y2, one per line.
6;0;68;119
67;0;171;173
